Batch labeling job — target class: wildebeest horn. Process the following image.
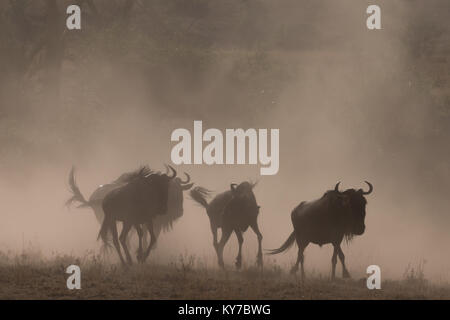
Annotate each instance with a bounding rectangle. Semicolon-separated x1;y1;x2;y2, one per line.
179;172;191;184
166;165;177;179
362;181;373;195
334;182;342;193
181;182;194;191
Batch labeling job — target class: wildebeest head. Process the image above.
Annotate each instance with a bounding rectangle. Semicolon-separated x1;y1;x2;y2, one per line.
230;181;260;216
166;164;194;193
130;165;177;209
334;181;373;236
165;165;194;207
160;165;194;230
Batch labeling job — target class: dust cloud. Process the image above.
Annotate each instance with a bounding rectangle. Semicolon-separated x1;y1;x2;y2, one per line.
0;0;449;281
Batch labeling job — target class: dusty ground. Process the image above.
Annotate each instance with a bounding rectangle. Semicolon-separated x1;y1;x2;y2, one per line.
0;252;449;300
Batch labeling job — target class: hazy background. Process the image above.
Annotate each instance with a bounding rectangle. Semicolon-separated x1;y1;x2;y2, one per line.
0;0;449;280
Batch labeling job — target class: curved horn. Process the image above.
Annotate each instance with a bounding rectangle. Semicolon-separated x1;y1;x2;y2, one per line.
167;165;177;179
179;172;191;184
181;182;194;191
362;181;373;195
230;183;237;191
334;182;342;193
164;164;169;175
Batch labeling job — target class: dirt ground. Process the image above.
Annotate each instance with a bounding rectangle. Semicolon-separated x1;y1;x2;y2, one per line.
0;253;449;300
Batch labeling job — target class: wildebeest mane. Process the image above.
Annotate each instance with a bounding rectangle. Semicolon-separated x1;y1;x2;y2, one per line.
113;165;154;184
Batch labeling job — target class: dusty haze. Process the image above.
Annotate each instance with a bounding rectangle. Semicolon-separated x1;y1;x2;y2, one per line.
0;0;449;281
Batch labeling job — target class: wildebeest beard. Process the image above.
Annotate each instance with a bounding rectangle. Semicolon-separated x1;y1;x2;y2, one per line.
344;232;354;244
319;189;366;244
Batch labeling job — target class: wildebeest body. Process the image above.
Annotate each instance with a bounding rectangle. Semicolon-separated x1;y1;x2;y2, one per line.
102;175;168;223
291;194;350;246
67;166;194;257
268;182;373;279
190;182;263;269
224;196;258;232
96;166;178;266
205;190;232;229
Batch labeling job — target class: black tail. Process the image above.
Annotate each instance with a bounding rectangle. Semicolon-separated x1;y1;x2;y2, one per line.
266;231;296;255
190;186;211;209
66;166;90;208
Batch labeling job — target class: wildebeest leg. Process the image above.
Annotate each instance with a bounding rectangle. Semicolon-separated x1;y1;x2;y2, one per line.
234;230;244;269
250;223;263;268
142;221;157;262
119;222;133;265
291;242;308;280
217;227;232;269
331;245;339;280
141;224;149;251
134;224;144;263
210;222;218;253
337;246;350;278
111;222;126;265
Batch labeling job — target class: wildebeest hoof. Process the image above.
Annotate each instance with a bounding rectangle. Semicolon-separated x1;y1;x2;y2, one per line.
343;270;351;278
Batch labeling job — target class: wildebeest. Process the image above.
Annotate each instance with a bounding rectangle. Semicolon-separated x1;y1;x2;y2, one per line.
66;165;193;243
267;181;373;280
190;182;263;269
98;165;180;265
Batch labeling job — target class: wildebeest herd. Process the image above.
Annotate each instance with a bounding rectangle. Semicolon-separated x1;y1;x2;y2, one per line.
67;165;373;279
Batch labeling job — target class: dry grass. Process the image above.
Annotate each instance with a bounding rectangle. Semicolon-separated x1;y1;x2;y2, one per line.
0;249;449;300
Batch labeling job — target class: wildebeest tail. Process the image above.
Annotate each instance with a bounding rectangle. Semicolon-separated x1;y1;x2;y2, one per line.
190;186;211;209
266;231;296;255
66;166;90;208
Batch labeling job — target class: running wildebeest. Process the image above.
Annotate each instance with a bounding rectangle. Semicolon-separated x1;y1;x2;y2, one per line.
98;165;179;265
267;181;373;280
190;182;263;269
66;165;193;244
